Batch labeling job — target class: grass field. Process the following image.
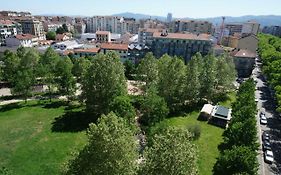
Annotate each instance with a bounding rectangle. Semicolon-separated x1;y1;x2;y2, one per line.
0;101;87;175
151;92;236;175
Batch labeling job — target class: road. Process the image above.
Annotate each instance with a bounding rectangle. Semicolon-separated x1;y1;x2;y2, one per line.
253;58;281;175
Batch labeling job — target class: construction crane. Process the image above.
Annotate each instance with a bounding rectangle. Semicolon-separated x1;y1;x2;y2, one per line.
218;16;225;45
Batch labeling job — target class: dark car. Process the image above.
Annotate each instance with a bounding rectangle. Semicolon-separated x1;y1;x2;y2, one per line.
262;141;272;151
260;112;266;118
262;131;270;142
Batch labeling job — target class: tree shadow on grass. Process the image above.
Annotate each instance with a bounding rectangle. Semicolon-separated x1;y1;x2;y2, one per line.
43;100;68;109
0;101;43;112
51;110;97;132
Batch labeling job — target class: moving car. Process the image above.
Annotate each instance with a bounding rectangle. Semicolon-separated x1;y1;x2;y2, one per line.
260;115;267;125
264;150;274;164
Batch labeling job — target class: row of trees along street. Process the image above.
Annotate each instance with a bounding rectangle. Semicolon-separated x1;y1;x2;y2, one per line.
0;47;237;174
213;79;259;175
258;34;281;113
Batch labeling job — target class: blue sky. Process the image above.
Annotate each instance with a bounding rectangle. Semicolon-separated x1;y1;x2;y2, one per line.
2;0;281;18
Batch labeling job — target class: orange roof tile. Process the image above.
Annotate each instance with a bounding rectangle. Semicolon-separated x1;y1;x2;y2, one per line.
16;34;36;40
101;43;128;51
74;48;100;53
96;31;110;35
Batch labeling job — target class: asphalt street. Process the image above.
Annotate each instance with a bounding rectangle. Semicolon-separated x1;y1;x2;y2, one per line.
253;58;281;175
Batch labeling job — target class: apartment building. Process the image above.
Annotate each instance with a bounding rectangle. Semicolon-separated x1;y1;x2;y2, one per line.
170;20;213;34
43;21;63;32
241;21;260;35
86;16;138;34
19;19;46;40
138;28;163;46
96;31;111;43
0;20;22;45
225;23;243;36
100;43;128;61
262;25;281;37
152;31;212;63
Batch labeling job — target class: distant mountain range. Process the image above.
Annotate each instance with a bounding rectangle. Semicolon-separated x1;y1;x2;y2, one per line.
113;12;281;26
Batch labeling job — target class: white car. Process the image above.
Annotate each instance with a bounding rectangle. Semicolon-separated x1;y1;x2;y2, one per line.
260;115;267;125
264;150;274;164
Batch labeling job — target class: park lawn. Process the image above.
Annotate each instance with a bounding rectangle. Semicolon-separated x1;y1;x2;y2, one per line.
151;92;236;175
0;101;87;175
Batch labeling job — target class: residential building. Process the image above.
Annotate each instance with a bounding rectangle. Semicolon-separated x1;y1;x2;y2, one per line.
152;31;212;63
18;19;46;40
0;11;31;17
138;28;163;46
128;43;150;63
100;43;128;61
43;21;62;32
86;16;137;34
222;36;238;48
0;20;22;45
225;23;243;36
96;31;111;43
262;26;281;37
5;34;38;47
232;49;256;77
74;22;86;34
73;47;100;58
170;20;213;34
167;13;172;23
55;33;71;42
237;34;258;53
242;21;260;35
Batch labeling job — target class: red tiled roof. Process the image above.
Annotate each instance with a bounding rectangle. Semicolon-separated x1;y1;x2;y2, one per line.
234;49;256;58
96;31;110;35
0;20;14;25
74;48;100;53
56;34;67;40
16;34;36;40
153;32;211;41
101;43;128;51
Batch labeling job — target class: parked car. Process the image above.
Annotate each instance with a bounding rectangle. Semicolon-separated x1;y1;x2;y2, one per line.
262;131;270;142
262;141;272;151
260;112;266;118
264;150;274;164
260;115;267;125
255;98;259;103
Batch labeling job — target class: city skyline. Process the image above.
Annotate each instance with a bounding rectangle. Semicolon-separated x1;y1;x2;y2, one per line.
1;0;281;18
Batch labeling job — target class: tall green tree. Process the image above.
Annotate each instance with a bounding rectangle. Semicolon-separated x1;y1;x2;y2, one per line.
141;127;198;175
12;49;40;102
39;47;60;101
82;52;127;116
185;53;203;104
137;52;158;90
157;54;186;111
46;31;56;40
140;86;169;126
213;146;258;175
56;57;76;100
124;60;136;80
2;50;20;82
72;58;91;82
199;54;217;102
65;112;138;175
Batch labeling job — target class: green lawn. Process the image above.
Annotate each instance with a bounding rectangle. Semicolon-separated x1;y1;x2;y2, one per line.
151;92;236;175
0;101;87;175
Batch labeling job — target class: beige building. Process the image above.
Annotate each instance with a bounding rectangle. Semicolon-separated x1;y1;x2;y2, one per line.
100;43;128;61
222;36;238;48
171;20;213;34
237;34;258;53
138;28;163;46
96;31;111;43
232;49;256;77
18;19;45;40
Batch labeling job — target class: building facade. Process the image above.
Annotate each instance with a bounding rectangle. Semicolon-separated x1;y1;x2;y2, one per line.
100;43;128;61
138;28;163;46
152;31;212;63
241;21;260;35
232;49;256;77
262;26;281;37
0;20;22;45
19;19;45;40
237;34;258;53
170;20;213;34
225;23;243;36
6;34;38;47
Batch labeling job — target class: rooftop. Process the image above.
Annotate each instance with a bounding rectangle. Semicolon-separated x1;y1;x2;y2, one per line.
96;31;110;35
214;106;230;118
74;47;100;53
101;43;128;51
16;34;36;40
153;32;211;41
234;49;256;58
